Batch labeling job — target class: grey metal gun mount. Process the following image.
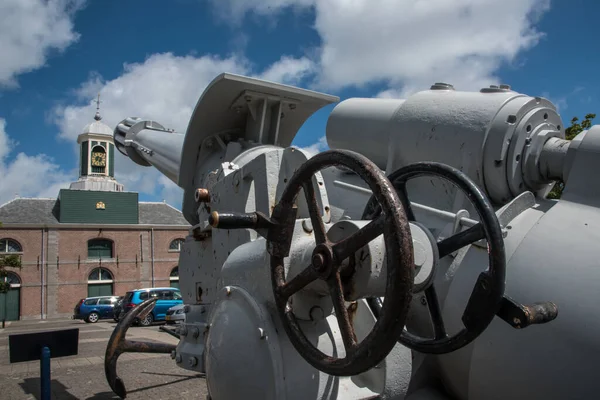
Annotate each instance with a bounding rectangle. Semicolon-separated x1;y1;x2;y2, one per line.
104;74;600;400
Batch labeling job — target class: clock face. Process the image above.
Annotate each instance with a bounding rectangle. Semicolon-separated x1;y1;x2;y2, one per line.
91;152;106;167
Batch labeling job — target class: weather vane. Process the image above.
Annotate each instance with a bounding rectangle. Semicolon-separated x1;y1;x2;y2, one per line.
93;93;102;121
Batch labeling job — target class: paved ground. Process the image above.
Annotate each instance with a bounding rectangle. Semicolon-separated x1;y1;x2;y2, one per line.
0;318;208;399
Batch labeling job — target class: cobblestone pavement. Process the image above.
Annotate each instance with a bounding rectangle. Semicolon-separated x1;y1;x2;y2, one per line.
0;319;208;399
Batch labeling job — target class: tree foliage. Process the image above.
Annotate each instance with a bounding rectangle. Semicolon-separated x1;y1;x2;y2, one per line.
546;113;596;199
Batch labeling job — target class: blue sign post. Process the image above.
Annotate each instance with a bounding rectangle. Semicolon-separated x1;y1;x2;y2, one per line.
40;346;51;400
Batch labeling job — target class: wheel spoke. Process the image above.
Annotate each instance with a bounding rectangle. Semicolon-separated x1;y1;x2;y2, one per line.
303;181;327;244
278;266;319;300
332;215;385;263
437;223;485;259
425;286;447;340
329;272;358;352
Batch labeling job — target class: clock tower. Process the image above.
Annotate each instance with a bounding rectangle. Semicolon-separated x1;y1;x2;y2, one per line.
69;95;124;192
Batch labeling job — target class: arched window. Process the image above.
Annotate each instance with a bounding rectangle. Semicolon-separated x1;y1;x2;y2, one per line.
88;268;113;282
1;271;21;288
87;267;114;297
90;145;106;174
169;238;185;252
170;266;179;288
0;239;22;253
88;239;113;259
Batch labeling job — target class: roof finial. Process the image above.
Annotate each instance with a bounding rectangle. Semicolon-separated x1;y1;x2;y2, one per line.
93;93;102;121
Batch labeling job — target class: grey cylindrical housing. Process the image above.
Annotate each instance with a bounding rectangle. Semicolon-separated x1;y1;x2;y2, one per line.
326;98;406;169
114;117;184;186
326;87;564;205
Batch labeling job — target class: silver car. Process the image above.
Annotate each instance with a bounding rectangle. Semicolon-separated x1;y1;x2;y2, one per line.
165;304;186;324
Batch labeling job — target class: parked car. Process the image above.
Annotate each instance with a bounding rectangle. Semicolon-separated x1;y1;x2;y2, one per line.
120;287;183;326
73;295;121;323
112;296;124;322
165;304;186;325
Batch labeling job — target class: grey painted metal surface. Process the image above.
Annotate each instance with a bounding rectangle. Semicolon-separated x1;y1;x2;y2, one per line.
108;72;599;400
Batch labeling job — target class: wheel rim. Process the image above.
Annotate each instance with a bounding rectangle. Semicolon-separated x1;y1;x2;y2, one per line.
90;313;98;322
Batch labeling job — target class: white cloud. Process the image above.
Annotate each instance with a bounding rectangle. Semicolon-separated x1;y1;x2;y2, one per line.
210;0;551;94
296;136;329;157
51;52;316;207
0;0;84;88
0;118;72;205
260;56;316;86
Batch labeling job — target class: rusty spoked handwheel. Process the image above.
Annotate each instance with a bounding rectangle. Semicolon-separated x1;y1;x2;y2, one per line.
268;149;415;377
364;162;506;354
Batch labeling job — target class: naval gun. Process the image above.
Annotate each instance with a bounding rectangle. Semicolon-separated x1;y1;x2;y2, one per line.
104;73;598;399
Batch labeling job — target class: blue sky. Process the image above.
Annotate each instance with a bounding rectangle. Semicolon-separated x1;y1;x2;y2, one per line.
0;0;597;208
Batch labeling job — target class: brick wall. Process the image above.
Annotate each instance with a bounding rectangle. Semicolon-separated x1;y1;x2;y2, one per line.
0;226;188;320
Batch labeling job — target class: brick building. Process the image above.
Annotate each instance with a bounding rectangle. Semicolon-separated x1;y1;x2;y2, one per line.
0;104;190;321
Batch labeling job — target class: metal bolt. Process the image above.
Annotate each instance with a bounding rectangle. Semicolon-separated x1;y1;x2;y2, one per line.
302;219;313;233
188;356;198;367
420;296;427;306
170;350;176;359
312;253;325;271
513;317;521;326
176;354;182;363
195;188;210;203
258;328;266;339
225;286;232;296
191;327;200;338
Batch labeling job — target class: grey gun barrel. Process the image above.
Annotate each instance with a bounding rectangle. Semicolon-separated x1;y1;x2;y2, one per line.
113;117;184;186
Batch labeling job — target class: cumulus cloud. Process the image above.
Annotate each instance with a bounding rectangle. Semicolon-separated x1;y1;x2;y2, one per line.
50;52;316;207
209;0;551;94
0;0;84;88
0;118;72;205
296;136;329;157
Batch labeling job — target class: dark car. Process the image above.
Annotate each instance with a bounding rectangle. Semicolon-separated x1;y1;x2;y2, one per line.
73;296;120;323
112;296;124;322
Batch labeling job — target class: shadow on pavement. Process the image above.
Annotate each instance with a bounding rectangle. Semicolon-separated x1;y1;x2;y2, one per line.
86;374;202;399
20;377;79;400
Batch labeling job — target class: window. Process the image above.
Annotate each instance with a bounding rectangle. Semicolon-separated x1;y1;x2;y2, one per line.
0;239;22;253
170;266;179;288
169;238;185;252
88;239;113;259
88;267;113;282
98;298;113;305
84;298;98;305
139;291;149;301
2;271;21;287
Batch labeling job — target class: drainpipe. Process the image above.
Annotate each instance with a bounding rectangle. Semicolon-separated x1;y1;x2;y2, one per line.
41;228;46;320
151;228;155;287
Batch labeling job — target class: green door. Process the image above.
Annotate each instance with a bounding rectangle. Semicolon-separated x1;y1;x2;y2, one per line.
88;283;113;297
170;280;179;289
0;288;20;321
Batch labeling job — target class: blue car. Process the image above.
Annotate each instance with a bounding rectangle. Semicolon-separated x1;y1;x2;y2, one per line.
120;287;183;326
73;295;121;323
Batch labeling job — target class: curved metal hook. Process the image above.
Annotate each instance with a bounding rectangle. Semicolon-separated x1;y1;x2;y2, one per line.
104;298;177;399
